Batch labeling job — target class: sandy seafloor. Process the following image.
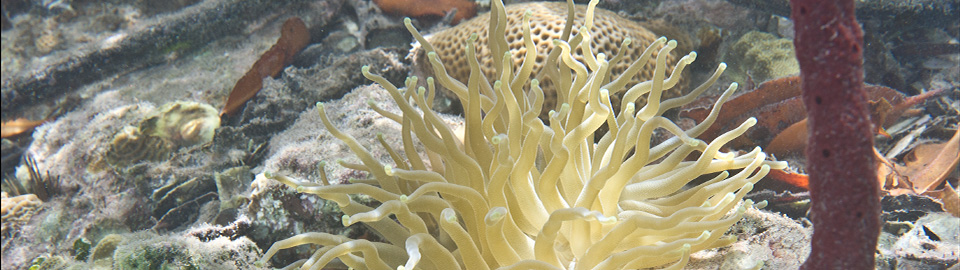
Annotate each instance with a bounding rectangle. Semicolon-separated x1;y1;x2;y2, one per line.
1;0;958;269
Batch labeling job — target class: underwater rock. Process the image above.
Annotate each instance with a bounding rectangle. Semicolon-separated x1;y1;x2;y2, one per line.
214;166;254;211
725;31;800;83
2;3;350;269
4;94;153;268
243;172;369;263
33;18;62;55
153;192;218;233
78;231;262;269
221;47;408;152
145;173;218;227
140;0;202;15
89;234;124;262
27;92;152;174
882;194;951;223
186;215;253;242
727;0;959;31
883;212;960;267
0;0;316;116
687;208;811;269
220;17;310;117
264;83;460;182
288;48;408;104
8;92;241;267
250;84;461;263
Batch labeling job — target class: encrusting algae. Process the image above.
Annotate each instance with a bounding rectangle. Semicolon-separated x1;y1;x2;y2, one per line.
258;0;787;269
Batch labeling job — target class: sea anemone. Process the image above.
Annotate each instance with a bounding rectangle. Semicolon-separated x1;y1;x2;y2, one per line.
258;0;786;269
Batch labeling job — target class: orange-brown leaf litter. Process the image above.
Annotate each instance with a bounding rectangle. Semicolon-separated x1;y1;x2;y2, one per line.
681;76;941;156
373;0;477;24
220;17;310;117
1;118;46;138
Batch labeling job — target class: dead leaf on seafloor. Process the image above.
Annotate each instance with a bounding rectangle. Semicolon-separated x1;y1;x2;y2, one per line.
220;17;309;117
766;168;809;190
679;76;932;157
880;129;960;194
680;76;804;151
1;118;47;138
765;119;807;157
373;0;477;24
925;183;960;218
680;75;948;190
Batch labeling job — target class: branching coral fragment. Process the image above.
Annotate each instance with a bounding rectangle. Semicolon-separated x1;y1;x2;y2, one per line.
259;0;787;269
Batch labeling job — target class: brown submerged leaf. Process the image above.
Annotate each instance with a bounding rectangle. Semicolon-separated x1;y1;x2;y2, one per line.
681;76;804;149
681;75;941;156
220;17;310;117
680;75;946;189
881;128;960;195
1;118;46;138
373;0;477;24
929;183;959;217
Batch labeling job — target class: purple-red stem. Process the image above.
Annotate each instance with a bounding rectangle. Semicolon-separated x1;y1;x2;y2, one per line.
790;0;880;269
